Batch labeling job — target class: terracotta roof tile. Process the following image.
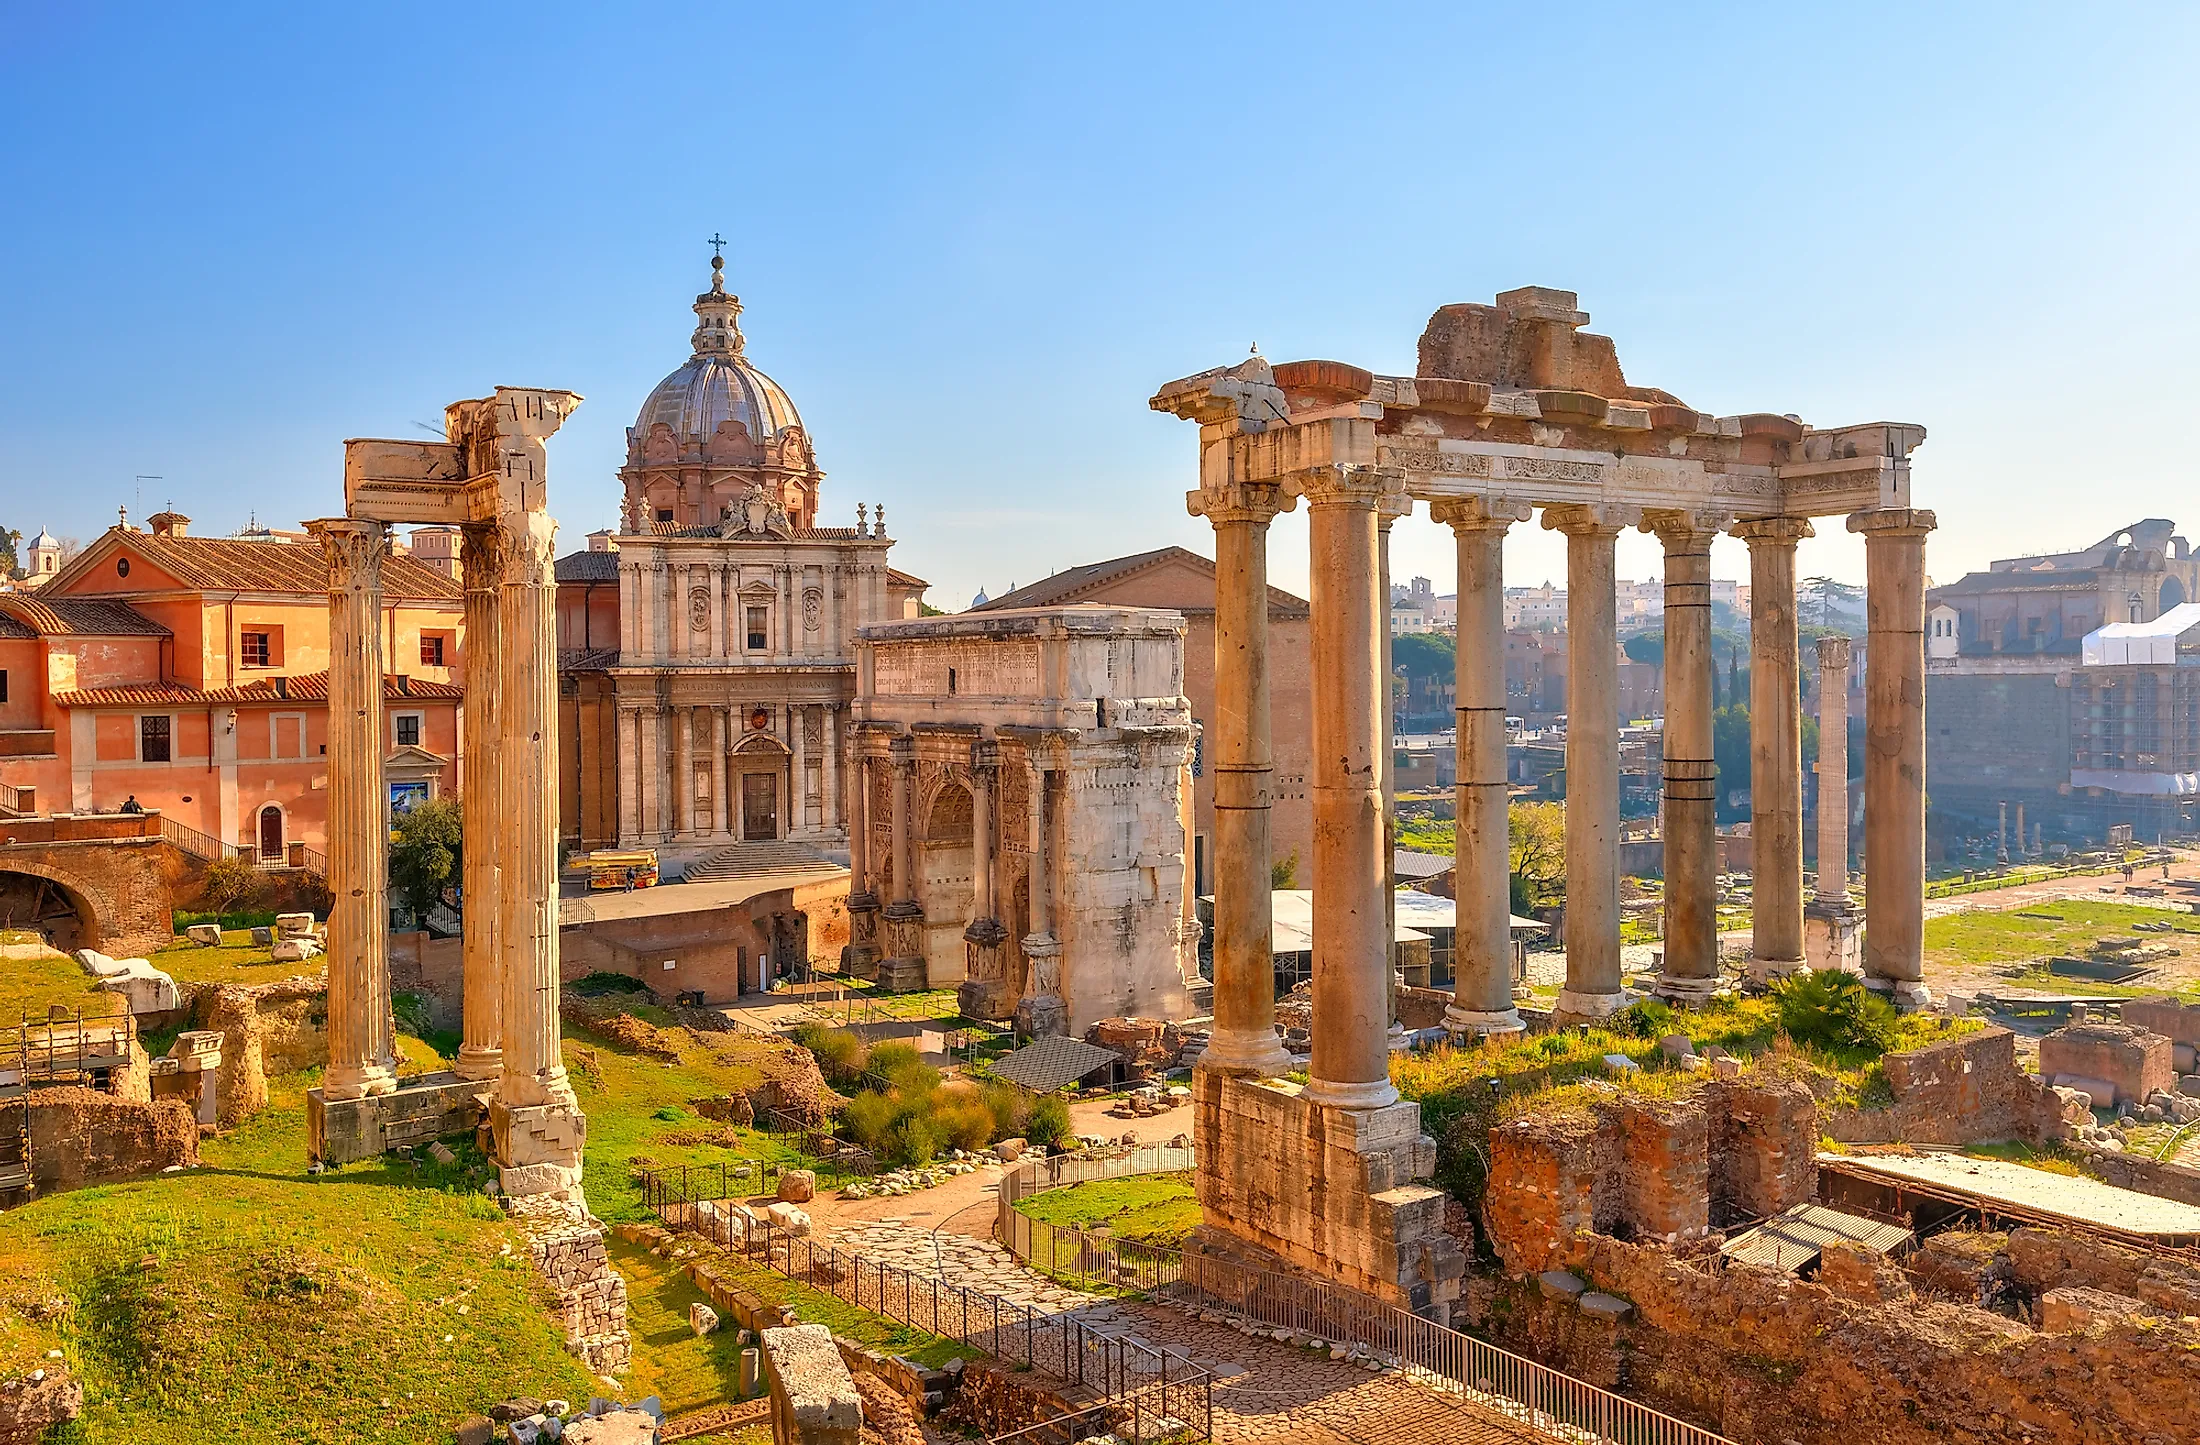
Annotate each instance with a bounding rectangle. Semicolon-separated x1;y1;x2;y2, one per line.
555;550;620;583
974;546;1310;618
0;596;170;636
99;531;461;601
0;611;37;640
51;672;460;709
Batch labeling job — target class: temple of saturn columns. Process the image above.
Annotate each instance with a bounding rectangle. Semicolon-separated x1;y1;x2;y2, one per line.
306;386;591;1209
1153;287;1933;1309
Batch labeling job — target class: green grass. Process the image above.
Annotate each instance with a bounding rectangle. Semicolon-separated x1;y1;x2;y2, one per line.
1395;818;1455;855
663;1239;977;1370
0;943;120;1025
1013;1173;1201;1248
153;930;297;988
1923;898;2196;972
607;1237;758;1416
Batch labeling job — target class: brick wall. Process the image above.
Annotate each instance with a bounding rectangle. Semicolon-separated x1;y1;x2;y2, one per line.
1705;1075;1817;1223
26;1088;198;1189
1825;1027;2074;1146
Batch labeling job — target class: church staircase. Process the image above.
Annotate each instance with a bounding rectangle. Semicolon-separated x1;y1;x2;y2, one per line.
678;840;840;886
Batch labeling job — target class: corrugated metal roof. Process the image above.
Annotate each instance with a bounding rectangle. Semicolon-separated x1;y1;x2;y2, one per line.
990;1035;1122;1094
1721;1202;1911;1273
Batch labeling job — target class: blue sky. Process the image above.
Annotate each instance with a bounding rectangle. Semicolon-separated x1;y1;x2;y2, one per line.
3;3;2196;609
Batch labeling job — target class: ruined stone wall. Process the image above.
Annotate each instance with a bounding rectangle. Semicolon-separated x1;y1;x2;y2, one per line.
1823;1027;2072;1146
0;836;175;956
1483;1111;1601;1275
26;1088;197;1188
188;977;327;1127
2073;1147;2200;1207
1464;1229;2200;1445
511;1198;630;1374
1614;1098;1709;1243
1705;1075;1817;1223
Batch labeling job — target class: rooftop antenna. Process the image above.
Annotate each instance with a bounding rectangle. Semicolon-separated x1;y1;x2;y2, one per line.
410;420;445;437
133;476;162;524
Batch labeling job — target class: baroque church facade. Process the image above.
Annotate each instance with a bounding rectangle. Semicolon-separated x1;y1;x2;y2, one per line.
557;255;926;857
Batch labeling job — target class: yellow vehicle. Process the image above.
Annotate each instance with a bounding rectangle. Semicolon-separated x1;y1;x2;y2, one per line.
579;849;658;890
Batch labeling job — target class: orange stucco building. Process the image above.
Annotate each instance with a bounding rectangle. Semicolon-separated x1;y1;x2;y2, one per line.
0;512;464;857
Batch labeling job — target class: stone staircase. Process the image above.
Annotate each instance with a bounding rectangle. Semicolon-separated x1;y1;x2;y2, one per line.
679;840;839;885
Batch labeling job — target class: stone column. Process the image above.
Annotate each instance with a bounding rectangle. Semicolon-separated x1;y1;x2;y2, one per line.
1543;504;1636;1020
1997;799;2009;865
308;518;397;1101
1734;517;1813;982
791;705;809;835
2016;802;2028;858
1432;498;1529;1036
1851;509;1937;1007
616;705;640;845
673;705;695;839
1014;753;1065;1038
959;740;1011;1020
1647;511;1726;1001
618;561;638;658
707;564;724;663
845;745;881;980
1378;490;1409;1051
492;510;586;1199
1185;481;1293;1077
709;707;729;839
880;734;926;990
1805;634;1863;976
455;522;505;1082
638;706;661;844
1290;464;1399;1112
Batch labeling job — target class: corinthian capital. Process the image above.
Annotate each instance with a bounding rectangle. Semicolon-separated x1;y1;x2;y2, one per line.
460;522;509;592
1541;502;1642;537
1282;464;1398;510
499;513;561;584
1845;507;1937;539
306;518;390;586
1186;480;1295;527
1641;508;1732;550
1428;497;1533;535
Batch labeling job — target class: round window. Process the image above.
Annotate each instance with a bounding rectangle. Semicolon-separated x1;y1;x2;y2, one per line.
116;557;131;577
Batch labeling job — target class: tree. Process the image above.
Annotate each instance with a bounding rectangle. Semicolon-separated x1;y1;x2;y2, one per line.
1508;801;1565;912
1798;576;1867;632
0;524;19;579
1622;633;1664;666
1392;631;1456;685
389;794;464;915
198;854;265;929
1271;850;1300;889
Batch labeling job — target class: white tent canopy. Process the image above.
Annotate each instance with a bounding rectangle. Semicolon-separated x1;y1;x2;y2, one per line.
2082;602;2200;666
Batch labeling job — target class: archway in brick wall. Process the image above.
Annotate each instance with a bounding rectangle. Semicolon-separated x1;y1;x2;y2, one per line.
0;866;102;954
919;781;974;984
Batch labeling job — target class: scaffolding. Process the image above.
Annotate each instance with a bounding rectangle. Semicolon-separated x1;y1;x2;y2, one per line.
0;1008;139;1199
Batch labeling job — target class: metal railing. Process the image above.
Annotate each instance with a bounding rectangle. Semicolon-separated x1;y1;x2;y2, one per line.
160;815;242;862
641;1190;1210;1442
996;1150;1733;1445
559;897;597;928
751;1109;877;1179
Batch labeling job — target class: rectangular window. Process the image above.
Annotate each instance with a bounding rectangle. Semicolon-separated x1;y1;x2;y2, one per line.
140;714;172;763
419;634;446;667
0;669;7;704
746;606;768;651
656;508;674;523
395;713;422;748
240;631;271;667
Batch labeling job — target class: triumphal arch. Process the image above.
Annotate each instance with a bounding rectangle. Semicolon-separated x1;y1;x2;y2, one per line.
1155;287;1932;1310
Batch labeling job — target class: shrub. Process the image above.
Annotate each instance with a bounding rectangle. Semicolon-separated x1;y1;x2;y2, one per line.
1774;971;1899;1055
935;1095;996;1153
792;1024;868;1082
979;1080;1029;1139
1615;998;1676;1040
891;1114;944;1167
842;1091;903;1156
1025;1093;1072;1150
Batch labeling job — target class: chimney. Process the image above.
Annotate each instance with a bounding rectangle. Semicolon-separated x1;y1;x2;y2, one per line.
148;511;190;538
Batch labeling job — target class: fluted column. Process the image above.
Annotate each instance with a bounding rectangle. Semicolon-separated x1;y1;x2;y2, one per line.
309;518;397;1101
1185;480;1294;1077
1013;752;1065;1037
455;522;505;1082
709;706;729;839
1735;517;1813;982
1290;463;1399;1112
1544;504;1636;1020
673;705;695;838
1378;490;1409;1052
637;705;661;843
791;705;809;836
1815;636;1854;900
971;744;996;921
1647;511;1726;1000
1852;508;1937;1007
1433;498;1529;1035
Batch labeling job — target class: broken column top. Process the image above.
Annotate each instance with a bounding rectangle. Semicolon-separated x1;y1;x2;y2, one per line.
760;1323;863;1430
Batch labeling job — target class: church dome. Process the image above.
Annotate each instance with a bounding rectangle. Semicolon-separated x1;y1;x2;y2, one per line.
633;253;803;443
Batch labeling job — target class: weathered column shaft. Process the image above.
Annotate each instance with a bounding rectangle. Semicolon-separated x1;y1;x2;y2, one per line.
1433;499;1527;1033
1378;492;1410;1050
848;750;871;894
1737;517;1813;977
1546;505;1633;1018
455;523;504;1082
1025;759;1052;938
1189;488;1292;1076
1650;513;1724;996
1296;465;1399;1112
709;707;729;838
311;518;397;1101
1853;509;1937;997
616;705;640;845
889;736;914;904
497;511;577;1111
971;747;995;920
1816;636;1853;898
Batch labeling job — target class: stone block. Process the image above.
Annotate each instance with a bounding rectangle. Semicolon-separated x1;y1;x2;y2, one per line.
1537;1269;1586;1301
270;937;323;963
1578;1292;1633;1321
72;948;126;977
274;912;316;939
1601;1053;1640;1075
2052;1075;2119;1111
765;1202;811;1236
94;961;180;1014
761;1323;863;1442
184;924;223;946
453;1415;494;1445
690;1302;719;1336
1657;1033;1696;1061
2039;1022;2174;1107
2120;996;2200;1047
2041;1284;2155;1332
776;1169;816;1203
249;926;274;946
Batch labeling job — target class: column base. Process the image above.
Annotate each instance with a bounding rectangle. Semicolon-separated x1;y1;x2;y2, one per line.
1444;1006;1525;1039
1013;993;1068;1040
1300;1075;1401;1111
1650;973;1725;1004
1864;976;1935;1012
957;918;1013;1020
321;1062;399;1103
1387;1020;1412;1054
842;944;881;982
1746;954;1805;985
1196;1028;1294;1079
452;1047;503;1083
1804;900;1864;977
1552;988;1629;1023
491;1094;590;1205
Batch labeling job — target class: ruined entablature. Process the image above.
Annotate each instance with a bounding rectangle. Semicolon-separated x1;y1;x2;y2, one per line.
1151;287;1926;523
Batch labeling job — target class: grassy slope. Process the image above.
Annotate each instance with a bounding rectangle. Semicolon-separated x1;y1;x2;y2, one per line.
2;930;304;1027
1013;1172;1201;1247
1923;898;2197;977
